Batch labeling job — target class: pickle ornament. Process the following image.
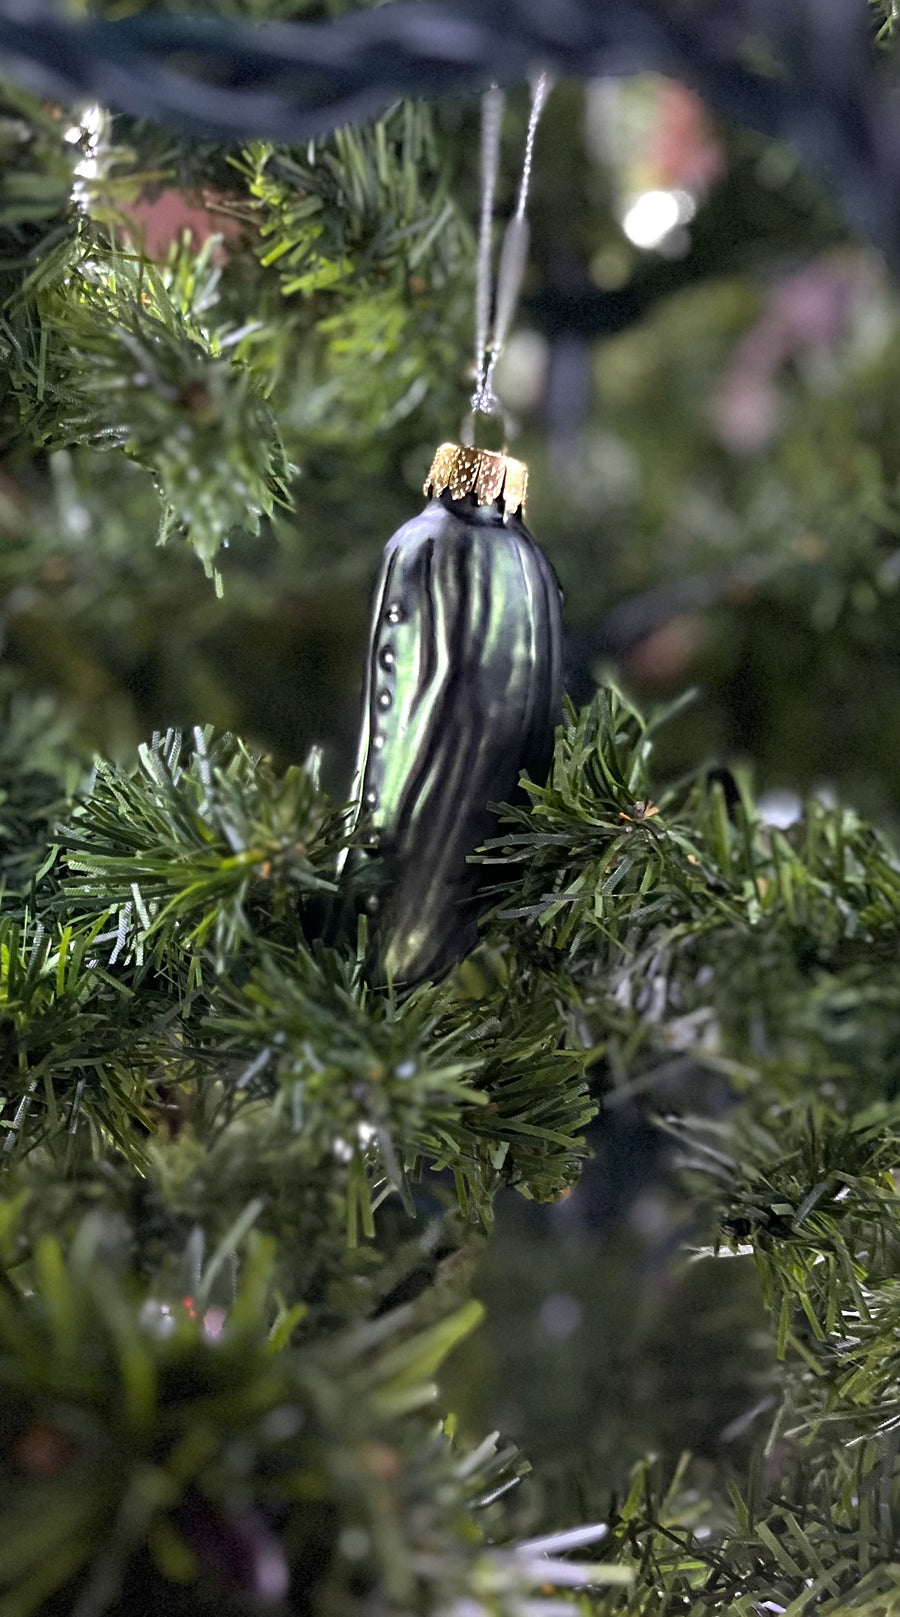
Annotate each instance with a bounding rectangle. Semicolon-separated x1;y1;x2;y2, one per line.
344;442;563;985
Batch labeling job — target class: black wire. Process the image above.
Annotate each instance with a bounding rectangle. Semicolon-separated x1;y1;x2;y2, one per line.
0;0;897;262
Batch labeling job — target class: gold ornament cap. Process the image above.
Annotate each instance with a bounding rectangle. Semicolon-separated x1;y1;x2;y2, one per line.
424;442;528;517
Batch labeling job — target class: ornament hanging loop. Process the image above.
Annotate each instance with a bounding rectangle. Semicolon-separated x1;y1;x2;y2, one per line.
471;71;553;429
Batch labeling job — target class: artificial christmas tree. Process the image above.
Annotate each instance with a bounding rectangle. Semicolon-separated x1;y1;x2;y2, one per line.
2;3;900;1613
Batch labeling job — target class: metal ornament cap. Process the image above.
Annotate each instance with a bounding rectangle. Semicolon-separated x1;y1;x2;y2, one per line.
424;442;528;518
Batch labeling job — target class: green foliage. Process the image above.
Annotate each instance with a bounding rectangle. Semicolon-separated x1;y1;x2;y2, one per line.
570;1445;900;1614
0;685;86;890
58;727;336;976
0;1218;534;1617
1;232;292;578
211;948;593;1225
873;0;900;42
6;35;900;1617
463;689;900;1609
483;687;900;1000
5;678;900;1611
0;726;593;1227
234;103;472;439
0;85;473;586
482;688;900;1255
0;90;78;282
0;913;165;1169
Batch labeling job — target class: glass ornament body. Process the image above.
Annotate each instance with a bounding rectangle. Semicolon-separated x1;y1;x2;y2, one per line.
345;448;563;984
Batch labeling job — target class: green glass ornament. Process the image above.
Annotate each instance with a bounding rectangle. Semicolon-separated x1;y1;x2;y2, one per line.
344;443;563;985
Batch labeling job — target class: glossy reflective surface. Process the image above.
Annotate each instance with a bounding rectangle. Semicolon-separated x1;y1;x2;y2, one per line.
346;491;563;983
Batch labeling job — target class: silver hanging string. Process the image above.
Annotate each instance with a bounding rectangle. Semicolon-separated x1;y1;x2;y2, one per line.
472;71;552;422
473;84;505;409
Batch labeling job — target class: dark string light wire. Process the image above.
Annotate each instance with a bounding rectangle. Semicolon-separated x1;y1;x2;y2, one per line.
0;0;896;264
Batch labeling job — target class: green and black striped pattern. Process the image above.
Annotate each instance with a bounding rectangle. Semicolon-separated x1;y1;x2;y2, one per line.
346;490;563;983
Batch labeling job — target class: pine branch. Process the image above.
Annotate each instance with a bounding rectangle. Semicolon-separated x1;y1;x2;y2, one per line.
466;688;900;1606
0;91;474;562
45;727;595;1223
0;914;162;1168
0;1217;554;1617
0;87;77;278
56;728;337;980
1;232;293;576
209;944;594;1229
574;1443;900;1614
0;682;85;891
3;686;900;1609
231;106;472;438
